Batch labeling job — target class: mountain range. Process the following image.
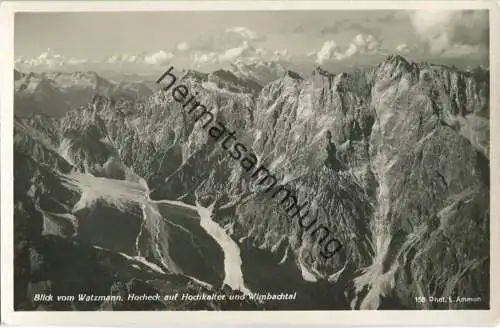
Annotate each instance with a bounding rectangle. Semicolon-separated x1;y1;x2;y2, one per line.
13;54;490;310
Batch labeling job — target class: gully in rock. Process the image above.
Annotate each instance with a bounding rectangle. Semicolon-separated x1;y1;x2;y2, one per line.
156;66;343;259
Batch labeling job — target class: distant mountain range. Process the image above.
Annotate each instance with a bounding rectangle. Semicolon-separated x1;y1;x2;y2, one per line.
14;70;160;117
13;60;293;117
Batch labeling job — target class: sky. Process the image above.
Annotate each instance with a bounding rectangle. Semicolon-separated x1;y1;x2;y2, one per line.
14;10;490;74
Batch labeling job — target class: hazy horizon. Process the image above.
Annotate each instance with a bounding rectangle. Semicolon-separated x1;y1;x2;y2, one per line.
15;10;490;76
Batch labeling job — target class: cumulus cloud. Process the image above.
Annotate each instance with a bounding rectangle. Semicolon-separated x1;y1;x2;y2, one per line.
67;57;89;65
395;43;410;53
144;51;174;65
218;41;255;63
107;53;138;64
176;42;190;53
189;26;266;54
192;41;291;67
270;49;291;62
375;11;410;23
105;50;175;66
193;51;218;65
320;21;382;38
315;34;383;64
441;44;484;58
349;34;381;54
15;48;90;69
409;10;488;56
316;40;342;64
306;50;316;57
224;26;265;41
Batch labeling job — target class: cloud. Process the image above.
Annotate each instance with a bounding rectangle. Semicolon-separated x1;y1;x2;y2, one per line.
315;34;383;64
192;41;292;68
292;26;305;33
375;11;410;23
320;24;340;35
320;21;381;38
306;50;316;57
351;34;381;53
218;41;255;63
316;40;341;64
193;51;218;65
271;49;291;62
105;50;175;66
224;26;265;41
107;53;138;64
67;58;88;65
189;26;266;54
176;42;190;53
144;50;174;65
15;48;89;69
409;10;489;56
442;44;483;58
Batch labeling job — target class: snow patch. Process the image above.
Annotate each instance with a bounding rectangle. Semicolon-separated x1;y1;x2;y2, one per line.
155;199;251;295
278;246;289;264
298;257;318;282
61;172;147;213
195;201;252;295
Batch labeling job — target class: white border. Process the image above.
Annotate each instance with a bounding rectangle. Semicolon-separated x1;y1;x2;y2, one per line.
1;1;499;326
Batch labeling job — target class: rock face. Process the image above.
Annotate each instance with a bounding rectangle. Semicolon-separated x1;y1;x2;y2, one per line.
13;55;490;310
230;60;287;85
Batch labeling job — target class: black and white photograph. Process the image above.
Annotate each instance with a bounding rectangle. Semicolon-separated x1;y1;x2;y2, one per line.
2;0;499;325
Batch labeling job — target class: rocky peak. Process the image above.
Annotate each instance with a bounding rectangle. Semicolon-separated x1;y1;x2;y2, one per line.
14;69;22;81
230;60;287;85
381;54;412;72
385;53;409;65
181;69;209;83
283;70;303;81
208;69;262;94
313;64;335;78
374;53;415;83
312;64;336;90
